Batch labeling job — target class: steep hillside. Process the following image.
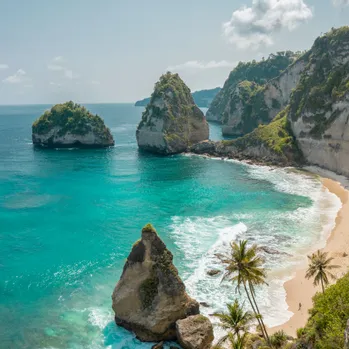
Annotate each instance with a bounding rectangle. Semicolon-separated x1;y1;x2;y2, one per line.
206;51;301;128
288;27;349;176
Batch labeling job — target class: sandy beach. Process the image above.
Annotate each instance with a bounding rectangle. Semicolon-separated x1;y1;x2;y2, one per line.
270;175;349;337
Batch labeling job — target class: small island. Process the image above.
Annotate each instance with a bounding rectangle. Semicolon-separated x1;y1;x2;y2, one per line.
136;72;209;155
32;101;114;148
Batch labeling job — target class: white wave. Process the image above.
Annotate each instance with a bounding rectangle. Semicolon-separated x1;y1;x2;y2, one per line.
169;162;342;330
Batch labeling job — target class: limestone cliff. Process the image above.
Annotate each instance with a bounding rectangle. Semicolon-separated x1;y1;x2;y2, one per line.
191;108;303;166
221;59;306;136
136;73;209;154
206;52;300;130
288;27;349;177
32;101;114;148
112;224;199;342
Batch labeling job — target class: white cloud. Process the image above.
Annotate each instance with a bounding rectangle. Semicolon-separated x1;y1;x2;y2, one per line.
47;56;79;80
53;56;64;63
167;60;237;71
91;80;101;85
333;0;349;5
3;69;28;83
49;82;62;87
47;64;65;71
64;70;79;79
223;0;313;49
0;64;9;70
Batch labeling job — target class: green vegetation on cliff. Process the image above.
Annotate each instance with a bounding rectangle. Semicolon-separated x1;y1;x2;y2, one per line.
297;272;349;349
135;86;221;108
223;108;303;164
207;51;301;129
32;101;111;140
289;26;349;139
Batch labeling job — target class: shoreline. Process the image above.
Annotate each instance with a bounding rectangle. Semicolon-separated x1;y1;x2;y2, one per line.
270;174;349;337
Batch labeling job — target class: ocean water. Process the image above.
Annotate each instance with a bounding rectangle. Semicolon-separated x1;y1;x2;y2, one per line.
0;104;341;349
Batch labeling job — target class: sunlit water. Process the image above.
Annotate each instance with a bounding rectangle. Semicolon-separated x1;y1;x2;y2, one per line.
0;104;341;349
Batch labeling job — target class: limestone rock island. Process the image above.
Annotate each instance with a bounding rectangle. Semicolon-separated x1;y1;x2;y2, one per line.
32;101;114;148
136;72;209;154
112;224;200;342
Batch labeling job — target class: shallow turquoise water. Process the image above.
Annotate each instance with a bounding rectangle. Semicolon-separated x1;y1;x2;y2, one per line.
0;104;340;349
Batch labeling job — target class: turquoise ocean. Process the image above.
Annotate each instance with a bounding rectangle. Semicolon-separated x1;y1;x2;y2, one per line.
0;104;341;349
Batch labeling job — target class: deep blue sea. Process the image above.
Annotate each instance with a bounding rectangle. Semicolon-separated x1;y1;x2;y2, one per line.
0;104;341;349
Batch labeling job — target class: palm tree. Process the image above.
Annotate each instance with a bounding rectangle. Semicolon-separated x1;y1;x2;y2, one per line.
305;250;339;293
214;300;255;345
217;240;270;343
226;332;248;349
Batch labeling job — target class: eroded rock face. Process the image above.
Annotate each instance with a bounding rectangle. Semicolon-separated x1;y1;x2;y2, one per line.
176;315;214;349
112;224;199;342
288;27;349;177
136;72;209;154
32;101;114;148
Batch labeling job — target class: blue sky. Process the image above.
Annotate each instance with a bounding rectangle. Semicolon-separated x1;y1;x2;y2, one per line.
0;0;348;104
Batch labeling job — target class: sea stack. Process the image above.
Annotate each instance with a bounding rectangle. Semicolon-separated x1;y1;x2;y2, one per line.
112;224;200;342
32;101;114;148
136;72;209;154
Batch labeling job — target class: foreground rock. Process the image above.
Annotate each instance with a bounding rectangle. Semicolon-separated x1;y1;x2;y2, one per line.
136;72;209;154
176;315;214;349
32;101;114;148
112;224;200;341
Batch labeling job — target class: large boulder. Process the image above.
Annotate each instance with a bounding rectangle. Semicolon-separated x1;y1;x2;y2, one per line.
136;72;209;154
32;101;114;148
176;315;214;349
112;224;200;342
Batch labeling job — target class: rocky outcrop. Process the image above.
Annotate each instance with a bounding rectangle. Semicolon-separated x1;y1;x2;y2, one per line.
288;27;349;177
190;108;304;166
176;315;214;349
32;101;114;148
221;59;305;136
112;224;200;342
136;72;209;154
206;52;300;127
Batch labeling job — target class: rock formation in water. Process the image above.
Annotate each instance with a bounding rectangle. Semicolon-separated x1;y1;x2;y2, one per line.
32;101;114;148
136;72;209;154
135;87;221;108
176;315;214;349
206;51;302;136
112;224;200;342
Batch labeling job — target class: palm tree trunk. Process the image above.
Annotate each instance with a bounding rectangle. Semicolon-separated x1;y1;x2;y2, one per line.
321;277;325;293
242;282;267;341
248;282;270;344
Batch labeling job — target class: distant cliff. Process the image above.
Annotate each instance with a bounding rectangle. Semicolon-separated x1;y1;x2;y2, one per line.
192;27;349;177
135;87;221;108
206;52;302;135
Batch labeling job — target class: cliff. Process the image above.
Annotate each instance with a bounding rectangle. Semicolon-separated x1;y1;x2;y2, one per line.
112;224;200;342
136;72;209;154
191;108;303;166
206;51;300;127
288;27;349;177
32;101;114;148
135;87;221;108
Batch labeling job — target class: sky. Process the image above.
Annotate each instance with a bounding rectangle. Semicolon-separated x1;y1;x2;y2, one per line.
0;0;348;105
